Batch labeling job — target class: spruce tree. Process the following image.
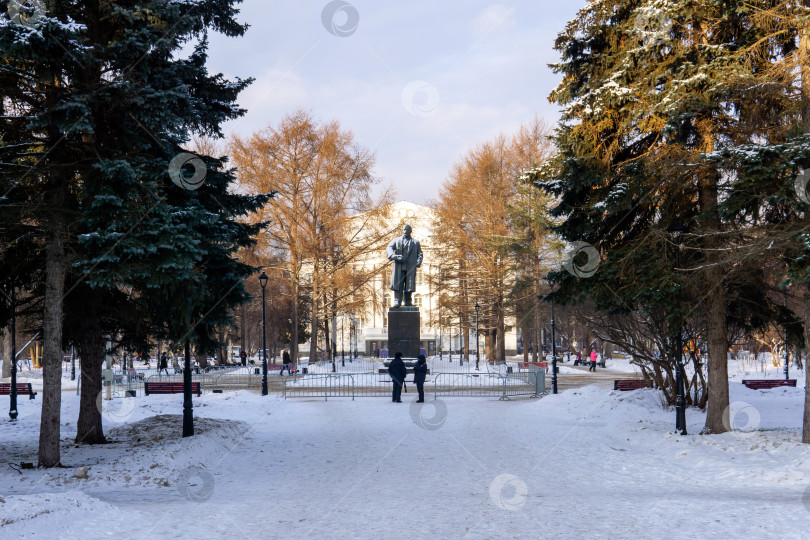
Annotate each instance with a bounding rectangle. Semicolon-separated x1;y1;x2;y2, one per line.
534;0;789;433
1;0;267;460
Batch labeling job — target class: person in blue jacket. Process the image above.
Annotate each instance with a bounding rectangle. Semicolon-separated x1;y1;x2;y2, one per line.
413;354;427;402
388;352;407;403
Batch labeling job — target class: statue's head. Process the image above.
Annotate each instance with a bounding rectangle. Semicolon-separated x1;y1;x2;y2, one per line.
403;224;412;237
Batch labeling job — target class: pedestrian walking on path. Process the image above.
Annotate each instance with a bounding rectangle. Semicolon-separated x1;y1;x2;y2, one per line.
413;354;427;402
589;350;597;372
159;352;169;375
388;352;406;402
280;349;292;375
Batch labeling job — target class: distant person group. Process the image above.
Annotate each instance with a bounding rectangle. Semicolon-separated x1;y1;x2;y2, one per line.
387;352;427;403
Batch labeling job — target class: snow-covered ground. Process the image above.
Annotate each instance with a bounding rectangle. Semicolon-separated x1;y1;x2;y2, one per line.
2;371;810;539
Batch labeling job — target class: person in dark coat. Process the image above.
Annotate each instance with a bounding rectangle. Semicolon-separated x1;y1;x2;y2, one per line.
413;354;427;403
280;349;292;376
159;352;169;376
388;352;407;402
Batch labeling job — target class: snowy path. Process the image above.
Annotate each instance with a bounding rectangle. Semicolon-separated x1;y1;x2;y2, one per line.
1;383;809;539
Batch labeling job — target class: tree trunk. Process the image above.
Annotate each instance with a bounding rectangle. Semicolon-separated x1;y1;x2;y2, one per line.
485;331;494;362
291;279;299;363
239;304;247;359
522;318;529;362
700;181;730;434
496;294;506;363
310;294;319;362
463;325;470;361
800;0;810;445
75;318;106;444
584;326;593;358
39;226;66;467
802;284;810;443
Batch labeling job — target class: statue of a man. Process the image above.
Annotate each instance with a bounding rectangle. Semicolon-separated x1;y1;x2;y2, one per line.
386;224;423;308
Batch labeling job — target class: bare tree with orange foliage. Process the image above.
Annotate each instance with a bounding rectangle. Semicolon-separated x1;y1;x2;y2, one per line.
229;110;393;362
432;117;555;363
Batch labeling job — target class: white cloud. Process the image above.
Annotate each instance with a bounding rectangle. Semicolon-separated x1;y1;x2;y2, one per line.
208;0;585;203
470;3;518;40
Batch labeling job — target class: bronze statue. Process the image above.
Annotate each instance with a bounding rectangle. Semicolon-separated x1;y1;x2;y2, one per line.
386;224;423;308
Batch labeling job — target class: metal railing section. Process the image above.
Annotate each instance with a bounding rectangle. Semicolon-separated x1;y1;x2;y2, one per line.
282;373;356;401
280;371;543;400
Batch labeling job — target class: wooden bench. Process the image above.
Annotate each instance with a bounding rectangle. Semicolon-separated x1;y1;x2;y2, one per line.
742;379;796;390
144;382;201;396
0;383;37;399
613;379;652;391
378;368;431;375
518;362;548;370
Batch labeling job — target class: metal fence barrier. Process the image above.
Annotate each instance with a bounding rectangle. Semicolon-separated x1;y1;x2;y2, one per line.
212;368;287;393
97;362;545;400
282;374;356;401
281;371;543;400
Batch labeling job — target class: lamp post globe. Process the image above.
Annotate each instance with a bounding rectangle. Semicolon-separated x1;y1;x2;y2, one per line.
259;271;269;396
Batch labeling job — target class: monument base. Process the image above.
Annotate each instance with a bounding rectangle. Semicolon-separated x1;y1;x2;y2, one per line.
387;306;420;358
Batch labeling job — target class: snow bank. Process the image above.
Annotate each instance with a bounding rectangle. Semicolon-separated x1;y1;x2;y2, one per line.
1;490;142;537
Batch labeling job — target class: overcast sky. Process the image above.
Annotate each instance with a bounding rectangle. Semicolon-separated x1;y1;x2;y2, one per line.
205;1;585;205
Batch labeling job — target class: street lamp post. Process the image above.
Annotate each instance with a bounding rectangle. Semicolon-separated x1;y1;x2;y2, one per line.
475;302;480;371
9;286;18;421
668;221;688;435
341;316;345;367
550;291;558;395
260;271;268;396
70;345;75;381
182;339;194;437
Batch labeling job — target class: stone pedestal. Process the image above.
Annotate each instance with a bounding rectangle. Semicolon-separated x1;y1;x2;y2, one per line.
387;307;420;358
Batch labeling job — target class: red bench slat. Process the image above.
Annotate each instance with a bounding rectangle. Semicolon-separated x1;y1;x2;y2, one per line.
0;383;37;399
614;379;651;391
144;382;201;397
742;379;796;390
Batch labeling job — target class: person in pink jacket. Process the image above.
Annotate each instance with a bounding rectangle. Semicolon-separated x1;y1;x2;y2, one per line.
589;350;598;372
